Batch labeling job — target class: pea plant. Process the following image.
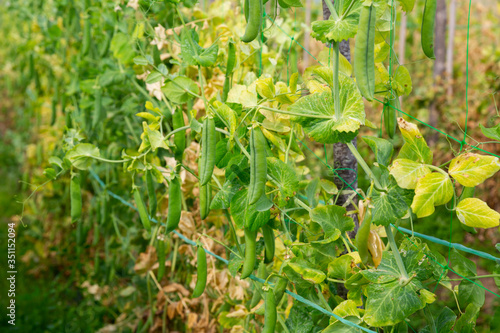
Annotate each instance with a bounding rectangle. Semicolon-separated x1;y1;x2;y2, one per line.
18;0;500;331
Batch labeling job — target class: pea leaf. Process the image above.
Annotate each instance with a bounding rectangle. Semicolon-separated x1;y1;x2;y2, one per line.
162;76;199;104
450;249;476;276
397;118;433;164
266;157;299;198
392;66;412;96
193;42;219;67
65;143;100;170
230;189;270;231
227;84;258;108
328;255;359;280
456;198;500;229
285;303;315;333
362;253;435;327
255;77;275;99
362;136;393;166
479;123;500;141
448;153;500;187
389;158;431;189
286;260;326;284
144;123;168;151
43;168;57;180
145;71;163;84
210;180;239;210
371;177;413;226
310;205;355;235
411;173;453;218
454;304;480;332
398;0;416;12
311;11;360;43
458;279;485;309
213;102;237;140
289;76;365;144
323;317;365;333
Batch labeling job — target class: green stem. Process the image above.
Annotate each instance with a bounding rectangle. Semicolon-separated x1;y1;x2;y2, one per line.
445;274;500;281
293;198;312;212
323;0;339;19
165;125;190;139
332;41;341;120
426;164;449;176
346;142;382;188
385;225;409;279
327;278;346;284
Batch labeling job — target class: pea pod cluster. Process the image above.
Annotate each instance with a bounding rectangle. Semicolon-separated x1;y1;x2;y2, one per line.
354;3;376;101
241;0;262;43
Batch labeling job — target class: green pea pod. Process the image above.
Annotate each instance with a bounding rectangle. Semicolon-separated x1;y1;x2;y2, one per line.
226;40;237;75
241;0;262;43
200;117;216;186
192;246;207;298
99;31;112;58
172;110;186;161
222;41;236;102
248;127;267;205
384;96;399;139
199;183;211;220
222;78;231;103
81;17;91;56
459;187;477;234
355;207;372;265
353;3;376;101
262;289;277;333
146;170;157;217
166;176;182;233
262;224;275;263
156;236;166;281
92;87;102;130
421;0;437;59
241;228;257;279
250;262;267;308
244;0;250;22
133;188;151;232
70;173;82;223
272;275;288;304
51;80;59;126
51;97;57;126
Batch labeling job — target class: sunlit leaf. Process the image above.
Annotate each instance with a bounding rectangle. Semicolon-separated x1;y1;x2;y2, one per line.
397;118;432;164
389;158;431;189
65;143;100;170
289;75;365;144
448;153;500;187
411;173;453;218
456;198;500;229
